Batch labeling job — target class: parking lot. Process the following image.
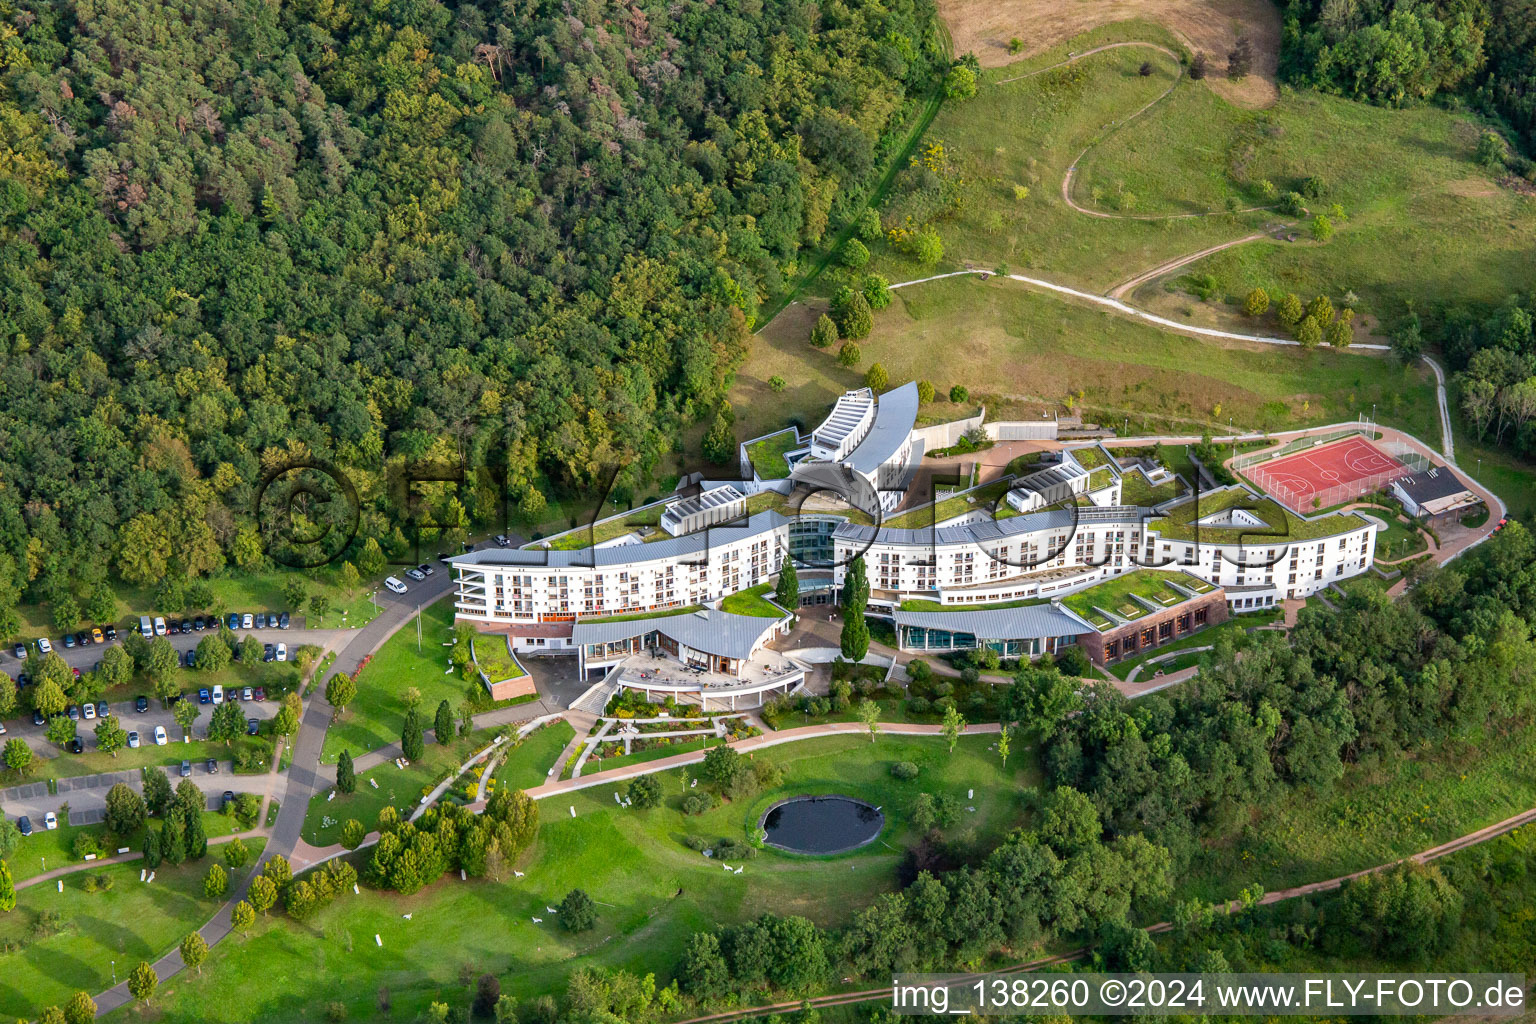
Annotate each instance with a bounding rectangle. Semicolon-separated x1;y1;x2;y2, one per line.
1;761;282;825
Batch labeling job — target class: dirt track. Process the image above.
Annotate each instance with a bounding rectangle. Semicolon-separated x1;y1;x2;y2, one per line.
939;0;1281;107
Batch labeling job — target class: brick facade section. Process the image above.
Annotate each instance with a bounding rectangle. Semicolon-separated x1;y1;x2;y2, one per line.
1083;589;1229;667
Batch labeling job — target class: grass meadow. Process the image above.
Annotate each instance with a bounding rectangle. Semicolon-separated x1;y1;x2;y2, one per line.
737;274;1440;443
113;733;1033;1024
320;601;479;763
0;838;265;1020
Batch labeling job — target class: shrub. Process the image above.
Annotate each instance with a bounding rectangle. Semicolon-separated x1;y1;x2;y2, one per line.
1008;37;1023;54
839;238;870;268
1311;213;1334;241
906;696;931;716
1189;52;1208;79
768;375;786;393
833;292;873;339
865;363;889;391
1296;315;1324;349
1055;646;1092;677
681;793;713;816
1242;287;1269;316
943;65;977;100
809;314;837;348
682;834;710;851
862;274;891;310
1280;191;1307;217
711;838;758;861
837;342;862;367
949;384;968;404
890;761;920;780
1299;174;1327;198
1227;37;1252;79
854;208;881;241
1276;292;1305;327
325;1002;347;1023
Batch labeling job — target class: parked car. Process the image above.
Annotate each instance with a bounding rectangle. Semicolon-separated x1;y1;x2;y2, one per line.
255;612;267;629
241;686;253;701
103;624;117;641
262;644;275;663
75;631;90;646
82;702;95;720
179;760;191;778
91;627;104;644
11;643;24;660
384;576;408;594
191;616;204;631
418;563;434;577
66;704;79;721
31;710;44;726
135;695;149;713
63;633;76;649
494;534;510;546
227;613;240;630
197;687;211;704
44;811;57;830
405;568;425;582
180;619;192;634
212;684;224;704
37;637;52;654
127;730;140;749
67;738;83;754
253;687;266;702
184;648;196;669
153;616;167;636
278;612;290;629
205;757;219;775
241;613;253;629
17;816;31;837
246;718;260;736
276;643;288;663
95;702;108;719
154;725;168;746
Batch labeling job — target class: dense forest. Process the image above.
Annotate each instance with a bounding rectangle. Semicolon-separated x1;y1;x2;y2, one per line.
0;0;944;621
1281;0;1536;161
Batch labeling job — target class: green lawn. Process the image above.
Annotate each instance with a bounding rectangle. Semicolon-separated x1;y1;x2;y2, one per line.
5;810;249;883
1120;468;1188;507
305;728;505;845
493;719;576;792
737;275;1441;448
719;583;786;618
1059;569;1197;627
120;734;1032;1024
743;428;801;480
15;732;276;783
882;479;1014;530
0;840;266;1021
320;600;477;763
541;505;664;551
472;635;525;682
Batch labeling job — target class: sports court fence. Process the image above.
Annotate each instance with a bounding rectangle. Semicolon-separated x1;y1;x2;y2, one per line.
1231;428;1372;471
1245;438;1429;512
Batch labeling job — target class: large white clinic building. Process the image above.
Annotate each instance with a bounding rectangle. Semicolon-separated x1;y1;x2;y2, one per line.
452;430;1379;653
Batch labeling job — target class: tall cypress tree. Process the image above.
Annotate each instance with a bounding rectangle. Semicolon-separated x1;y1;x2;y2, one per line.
336;749;356;794
434;700;454;747
840;556;870;661
402;709;424;762
186;806;207;860
774;558;799;609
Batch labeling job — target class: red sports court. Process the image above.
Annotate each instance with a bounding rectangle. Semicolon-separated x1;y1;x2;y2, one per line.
1244;436;1416;512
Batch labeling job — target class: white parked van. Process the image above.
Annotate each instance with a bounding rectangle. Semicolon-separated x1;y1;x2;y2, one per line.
211;684;224;705
139;615;153;638
275;643;288;662
384;576;408;594
153;616;167;636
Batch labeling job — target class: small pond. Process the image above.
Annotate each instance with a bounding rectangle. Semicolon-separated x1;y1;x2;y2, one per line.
759;795;885;855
